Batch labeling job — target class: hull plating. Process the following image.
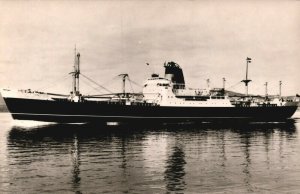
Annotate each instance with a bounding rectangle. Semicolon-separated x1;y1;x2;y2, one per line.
3;98;298;123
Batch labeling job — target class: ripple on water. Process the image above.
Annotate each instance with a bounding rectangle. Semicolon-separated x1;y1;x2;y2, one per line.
0;113;300;193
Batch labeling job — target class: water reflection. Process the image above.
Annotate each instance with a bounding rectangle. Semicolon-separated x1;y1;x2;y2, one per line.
7;124;150;193
240;132;252;192
5;119;299;193
71;134;81;192
165;145;186;191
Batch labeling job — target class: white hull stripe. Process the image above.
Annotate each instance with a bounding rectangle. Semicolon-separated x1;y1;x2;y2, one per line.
11;113;250;119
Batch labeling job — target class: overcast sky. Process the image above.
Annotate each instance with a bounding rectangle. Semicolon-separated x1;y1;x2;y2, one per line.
0;0;299;96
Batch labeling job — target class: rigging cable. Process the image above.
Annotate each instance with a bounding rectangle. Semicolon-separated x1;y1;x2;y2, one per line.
85;75;119;95
80;73;113;94
127;77;143;88
80;76;106;94
226;81;243;90
127;76;134;93
36;74;70;92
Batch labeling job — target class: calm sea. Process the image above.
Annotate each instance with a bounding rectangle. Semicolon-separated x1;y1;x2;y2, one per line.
1;112;300;193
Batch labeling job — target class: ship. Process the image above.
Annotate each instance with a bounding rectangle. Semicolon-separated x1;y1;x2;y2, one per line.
1;52;299;123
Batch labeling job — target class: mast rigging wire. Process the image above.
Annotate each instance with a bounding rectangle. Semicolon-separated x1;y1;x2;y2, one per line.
126;76;134;93
80;73;113;94
36;74;70;92
127;77;143;88
80;76;106;94
226;81;243;90
85;75;119;95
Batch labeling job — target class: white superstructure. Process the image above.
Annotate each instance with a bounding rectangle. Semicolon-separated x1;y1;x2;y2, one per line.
142;76;233;107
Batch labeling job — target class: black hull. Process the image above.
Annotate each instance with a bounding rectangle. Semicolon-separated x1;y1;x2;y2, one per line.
3;98;298;123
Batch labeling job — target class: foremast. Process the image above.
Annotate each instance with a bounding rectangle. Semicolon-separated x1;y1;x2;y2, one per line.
70;47;81;102
241;57;252;96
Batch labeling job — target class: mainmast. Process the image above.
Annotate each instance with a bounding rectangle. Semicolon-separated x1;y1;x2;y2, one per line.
241;57;252;96
206;79;210;90
222;77;226;90
264;82;268;98
119;73;128;97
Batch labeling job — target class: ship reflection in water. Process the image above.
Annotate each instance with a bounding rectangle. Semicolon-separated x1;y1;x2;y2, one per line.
1;114;300;193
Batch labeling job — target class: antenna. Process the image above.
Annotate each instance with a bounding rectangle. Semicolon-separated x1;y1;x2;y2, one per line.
264;82;268;98
206;79;210;89
223;77;226;90
279;81;282;97
146;62;156;76
241;57;252;96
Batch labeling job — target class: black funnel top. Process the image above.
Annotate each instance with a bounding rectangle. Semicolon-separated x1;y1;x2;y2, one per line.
164;61;185;89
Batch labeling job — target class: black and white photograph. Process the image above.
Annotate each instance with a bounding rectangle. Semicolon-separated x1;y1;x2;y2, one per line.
0;0;300;193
